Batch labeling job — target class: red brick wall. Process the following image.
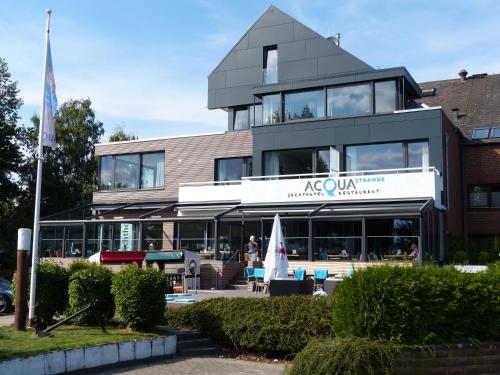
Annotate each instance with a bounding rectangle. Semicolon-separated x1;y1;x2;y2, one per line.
463;144;500;237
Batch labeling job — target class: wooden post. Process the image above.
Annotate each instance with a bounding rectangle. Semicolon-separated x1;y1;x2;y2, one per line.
15;228;31;331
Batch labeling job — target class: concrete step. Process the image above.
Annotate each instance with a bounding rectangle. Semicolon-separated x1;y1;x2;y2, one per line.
178;346;219;357
229;283;249;290
177;338;213;350
176;330;206;341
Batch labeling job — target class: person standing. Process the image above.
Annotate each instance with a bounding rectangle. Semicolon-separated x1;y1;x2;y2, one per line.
247;235;258;261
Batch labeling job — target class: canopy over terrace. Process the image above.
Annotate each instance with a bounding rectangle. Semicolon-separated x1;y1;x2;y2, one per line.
39;198;438;263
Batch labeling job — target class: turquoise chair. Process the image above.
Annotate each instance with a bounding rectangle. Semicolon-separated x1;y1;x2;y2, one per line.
294;268;306;280
313;269;328;290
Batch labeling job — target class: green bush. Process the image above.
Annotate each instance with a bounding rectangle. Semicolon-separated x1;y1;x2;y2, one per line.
112;264;167;328
478;251;490;264
333;265;500;344
12;261;68;325
493;236;500;260
285;337;397;375
67;259;95;275
452;249;467;264
67;263;114;325
166;295;335;356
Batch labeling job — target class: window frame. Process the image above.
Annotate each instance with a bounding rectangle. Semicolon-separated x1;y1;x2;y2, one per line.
97;151;165;192
263;45;278;85
374;79;398;114
468;184;500;209
262;146;336;176
214;156;253;182
344;140;429;172
490;127;500;138
326;82;372;118
284;88;326;122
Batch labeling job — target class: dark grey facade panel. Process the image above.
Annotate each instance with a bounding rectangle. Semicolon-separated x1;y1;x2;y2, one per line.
234;34;249;51
279;58;318;81
293;21;321;40
253;7;296;29
208;89;216;109
214;86;255;108
236;47;263;68
305;38;344;59
318;54;372;76
226;66;262;87
279;40;307;62
248;22;294;48
335;124;371;144
217;51;238;71
207;71;226;90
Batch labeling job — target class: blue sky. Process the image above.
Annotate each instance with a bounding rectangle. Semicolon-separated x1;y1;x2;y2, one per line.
1;0;499;140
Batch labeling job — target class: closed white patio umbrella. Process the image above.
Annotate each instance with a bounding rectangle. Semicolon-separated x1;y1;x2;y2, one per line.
264;214;289;282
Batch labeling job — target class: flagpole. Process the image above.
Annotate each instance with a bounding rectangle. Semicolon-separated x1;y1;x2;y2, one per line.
28;9;52;327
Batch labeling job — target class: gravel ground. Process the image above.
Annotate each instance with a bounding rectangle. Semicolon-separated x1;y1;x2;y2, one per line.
93;357;285;375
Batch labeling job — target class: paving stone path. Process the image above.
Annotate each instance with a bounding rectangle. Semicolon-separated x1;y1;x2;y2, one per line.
94;357;285;375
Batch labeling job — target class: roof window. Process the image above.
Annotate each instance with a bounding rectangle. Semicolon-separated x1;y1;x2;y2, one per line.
471;128;490;140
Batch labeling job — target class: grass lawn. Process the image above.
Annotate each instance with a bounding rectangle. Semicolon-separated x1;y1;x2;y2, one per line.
0;325;158;360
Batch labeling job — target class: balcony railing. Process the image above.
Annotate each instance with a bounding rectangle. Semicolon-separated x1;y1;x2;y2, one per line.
178;167;443;207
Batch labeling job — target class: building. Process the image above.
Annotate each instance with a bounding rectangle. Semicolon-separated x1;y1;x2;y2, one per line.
40;5;499;266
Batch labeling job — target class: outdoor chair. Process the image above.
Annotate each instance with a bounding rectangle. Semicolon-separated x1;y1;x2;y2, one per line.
248;268;268;293
313;269;328;291
293;268;306;280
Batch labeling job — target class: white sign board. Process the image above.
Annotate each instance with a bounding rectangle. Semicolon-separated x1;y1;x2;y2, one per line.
184;250;200;289
120;223;134;251
241;172;441;207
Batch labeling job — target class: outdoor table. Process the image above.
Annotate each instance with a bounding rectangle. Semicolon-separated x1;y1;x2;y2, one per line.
324;278;343;295
269;279;313;296
383;254;412;261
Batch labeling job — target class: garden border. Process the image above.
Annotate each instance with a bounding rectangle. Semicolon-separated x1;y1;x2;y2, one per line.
0;335;176;375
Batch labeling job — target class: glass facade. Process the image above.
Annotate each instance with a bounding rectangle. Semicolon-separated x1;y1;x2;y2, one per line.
263;47;277;84
284;90;325;121
215;157;252;182
262;94;281;124
408;142;429;170
366;218;419;261
234;108;249;130
140;152;164;188
142;222;164;250
327;83;371;117
375;80;397;113
314;221;362;261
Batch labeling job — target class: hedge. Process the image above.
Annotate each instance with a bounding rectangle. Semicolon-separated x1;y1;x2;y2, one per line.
67;263;114;325
166;295;335;356
285;337;397;375
112;264;167;329
12;261;68;326
333;265;500;344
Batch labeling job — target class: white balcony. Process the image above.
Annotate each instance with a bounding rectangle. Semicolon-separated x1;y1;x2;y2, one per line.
178;167;443;208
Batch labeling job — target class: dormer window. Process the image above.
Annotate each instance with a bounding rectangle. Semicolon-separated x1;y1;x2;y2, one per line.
263;46;277;84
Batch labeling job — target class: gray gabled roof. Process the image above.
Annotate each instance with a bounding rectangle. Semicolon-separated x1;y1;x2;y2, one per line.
208;5;374;109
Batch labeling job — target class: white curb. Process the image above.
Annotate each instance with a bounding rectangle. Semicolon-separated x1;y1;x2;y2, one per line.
0;335;176;375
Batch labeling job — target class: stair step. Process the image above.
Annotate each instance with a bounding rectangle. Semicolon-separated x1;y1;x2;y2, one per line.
229;284;249;290
177;331;207;341
177;338;212;349
178;346;218;357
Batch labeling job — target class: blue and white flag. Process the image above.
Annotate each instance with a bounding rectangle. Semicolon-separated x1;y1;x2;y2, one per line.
42;38;57;149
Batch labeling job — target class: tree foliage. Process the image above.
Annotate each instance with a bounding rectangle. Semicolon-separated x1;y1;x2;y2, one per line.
108;126;137;142
0;58;23;276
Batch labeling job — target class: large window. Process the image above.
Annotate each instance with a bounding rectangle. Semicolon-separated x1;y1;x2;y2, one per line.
375;80;397;113
215;157;252;182
366;218;419;261
114;154;139;189
469;185;500;208
345;141;429;172
284;90;325;121
263;46;277;84
234;108;249;130
98;151;165;191
264;147;334;176
141;152;164;188
327;83;371;117
262;94;281;124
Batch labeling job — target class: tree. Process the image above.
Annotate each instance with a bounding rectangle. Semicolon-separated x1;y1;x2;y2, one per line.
0;57;23;276
108;126;137;142
17;99;105;217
